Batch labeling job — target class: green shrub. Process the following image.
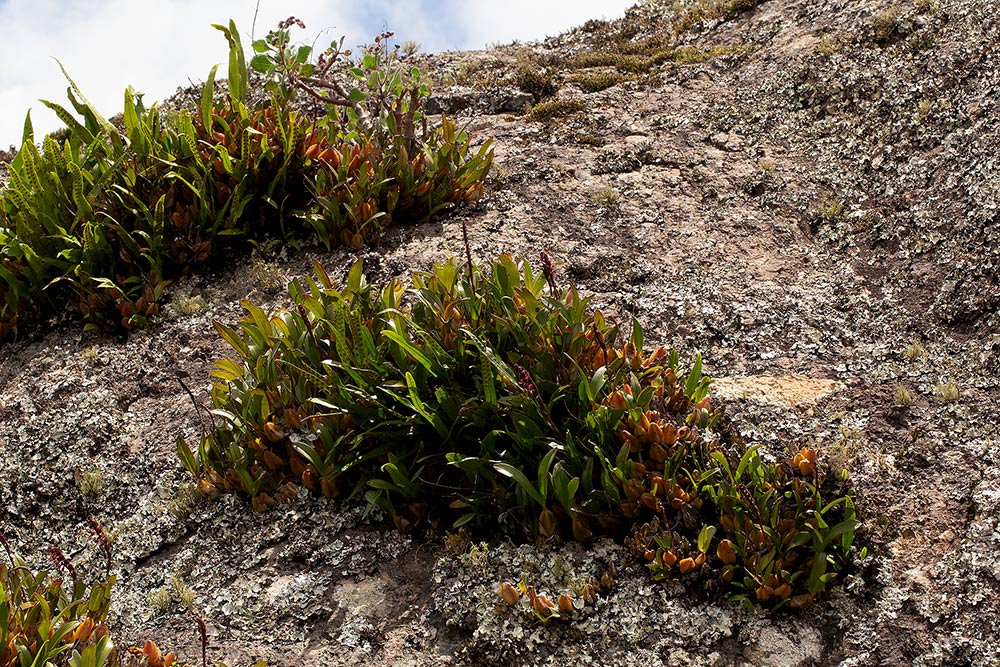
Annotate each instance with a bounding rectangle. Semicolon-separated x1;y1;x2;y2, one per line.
511;64;559;100
0;18;492;342
180;253;858;608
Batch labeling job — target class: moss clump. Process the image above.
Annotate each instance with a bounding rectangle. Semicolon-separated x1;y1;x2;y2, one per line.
564;43;755;75
527;98;586;121
871;10;900;44
669;44;758;64
672;0;769;35
566;50;674;73
933;380;960;403
566;71;630;93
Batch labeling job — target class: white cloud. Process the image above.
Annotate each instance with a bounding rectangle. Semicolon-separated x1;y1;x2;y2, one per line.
0;0;636;148
0;0;365;146
451;0;635;49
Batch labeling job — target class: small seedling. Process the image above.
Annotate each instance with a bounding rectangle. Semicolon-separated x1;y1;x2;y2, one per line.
591;186;620;209
566;71;628;93
248;258;287;293
893;384;912;406
904;341;927;360
171;574;197;610
915;99;933;122
512;63;558;99
76;468;105;496
933;380;960;403
165;482;201;521
671;0;768;35
149;586;172;612
819;198;846;221
817;37;843;56
171;294;209;317
871;10;900;43
401;40;420;57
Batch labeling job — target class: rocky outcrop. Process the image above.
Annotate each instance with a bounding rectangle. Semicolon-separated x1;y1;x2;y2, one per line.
2;1;998;665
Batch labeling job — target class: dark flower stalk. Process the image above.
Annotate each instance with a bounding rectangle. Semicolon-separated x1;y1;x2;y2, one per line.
539;251;557;294
276;15;306;30
47;544;78;584
514;363;555;428
87;516;113;578
0;531;12;566
197;617;209;667
514;363;541;403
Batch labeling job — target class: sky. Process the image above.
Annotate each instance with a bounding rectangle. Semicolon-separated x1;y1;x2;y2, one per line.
0;0;637;148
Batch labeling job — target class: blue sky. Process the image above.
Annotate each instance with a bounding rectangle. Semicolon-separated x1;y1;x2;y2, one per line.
0;0;636;148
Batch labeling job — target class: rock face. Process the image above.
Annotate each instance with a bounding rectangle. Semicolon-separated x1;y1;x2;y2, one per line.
2;1;999;666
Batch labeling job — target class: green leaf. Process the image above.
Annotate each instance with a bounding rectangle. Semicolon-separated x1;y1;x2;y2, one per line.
821;518;857;552
735;444;759;480
404;372;449;439
493;462;544;506
201;63;219;131
462;328;517;386
382;329;436;375
53;59;117;138
697;524;717;554
379;461;421;498
481;353;498;407
346;258;364;294
40;100;95;146
630;318;643;354
250;54;271;73
176;437;198;476
21;109;33;144
213;321;250;358
312;259;333;289
821;495;851;515
587;365;607;403
213;20;247;106
685;353;703;398
537;446;559;503
808;552;828;594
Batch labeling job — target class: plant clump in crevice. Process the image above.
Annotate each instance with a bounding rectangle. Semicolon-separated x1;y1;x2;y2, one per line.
0;17;492;343
180;253;861;609
526;98;587;122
